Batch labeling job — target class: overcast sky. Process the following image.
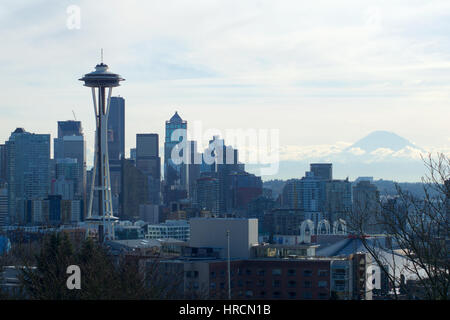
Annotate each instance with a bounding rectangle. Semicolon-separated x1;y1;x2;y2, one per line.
1;1;449;178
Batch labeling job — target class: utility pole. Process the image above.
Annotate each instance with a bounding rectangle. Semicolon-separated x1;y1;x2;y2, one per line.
227;229;231;300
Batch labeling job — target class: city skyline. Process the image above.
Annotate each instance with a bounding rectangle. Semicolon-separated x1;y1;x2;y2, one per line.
0;110;443;182
1;1;449;306
0;1;449;183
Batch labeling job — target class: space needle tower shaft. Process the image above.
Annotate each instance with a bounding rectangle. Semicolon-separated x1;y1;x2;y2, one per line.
79;54;124;241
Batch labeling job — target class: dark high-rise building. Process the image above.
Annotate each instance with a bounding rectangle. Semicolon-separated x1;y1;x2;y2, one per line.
246;196;276;228
185;141;201;200
54;136;85;193
57;120;82;138
310;163;332;181
263;209;306;235
325;179;352;223
107;97;125;217
352;180;381;234
107;96;125;161
202;136;241;215
53;158;79;200
54;120;83;161
0;187;7;226
136;133;161;204
0;144;7;185
205;135;240;172
120;159;149;221
195;175;220;215
281;172;323;212
228;171;263;212
6;128;50;225
164;112;187;187
53;121;86;219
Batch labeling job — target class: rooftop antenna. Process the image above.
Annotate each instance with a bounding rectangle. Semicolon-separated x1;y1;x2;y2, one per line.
101;48;103;64
72;110;77;121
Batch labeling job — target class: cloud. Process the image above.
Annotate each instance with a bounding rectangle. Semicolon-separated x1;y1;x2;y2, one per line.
279;142;350;161
370;147;395;158
348;147;366;156
392;146;423;160
274;142;449;166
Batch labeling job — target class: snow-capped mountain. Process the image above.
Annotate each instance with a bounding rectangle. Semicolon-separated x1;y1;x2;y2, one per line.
248;131;434;181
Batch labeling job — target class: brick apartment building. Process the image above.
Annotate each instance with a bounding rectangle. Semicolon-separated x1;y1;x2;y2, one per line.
157;255;359;300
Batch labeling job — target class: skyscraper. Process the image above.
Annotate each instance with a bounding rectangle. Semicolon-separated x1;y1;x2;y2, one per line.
310;163;332;181
54;135;85;194
107;96;125;161
57;120;83;138
352;180;381;234
202;136;241;215
6;128;50;225
136;133;161;204
53;158;79;200
0;144;7;185
0;187;7;226
185;140;201;200
53;120;86;218
228;171;263;212
195;176;220;215
106;97;125;217
281;170;325;216
164;111;187;187
325;179;352;223
120;159;149;221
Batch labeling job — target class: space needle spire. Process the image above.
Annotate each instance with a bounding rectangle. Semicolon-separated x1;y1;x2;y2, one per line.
79;55;124;241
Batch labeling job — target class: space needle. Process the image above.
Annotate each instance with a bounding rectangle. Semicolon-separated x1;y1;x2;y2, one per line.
79;53;124;241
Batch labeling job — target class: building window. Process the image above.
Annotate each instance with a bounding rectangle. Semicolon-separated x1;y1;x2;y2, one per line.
287;269;296;276
334;280;346;291
246;269;252;276
288;292;297;299
220;282;225;289
273;291;281;298
318;281;328;288
304;281;312;288
260;291;266;298
246;280;253;287
303;292;312;299
273;279;281;288
220;270;225;277
257;269;265;276
303;270;313;277
245;290;253;298
288;280;296;288
318;270;328;277
272;268;282;276
333;268;347;279
257;280;265;287
238;280;243;287
210;271;216;278
210;282;216;289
